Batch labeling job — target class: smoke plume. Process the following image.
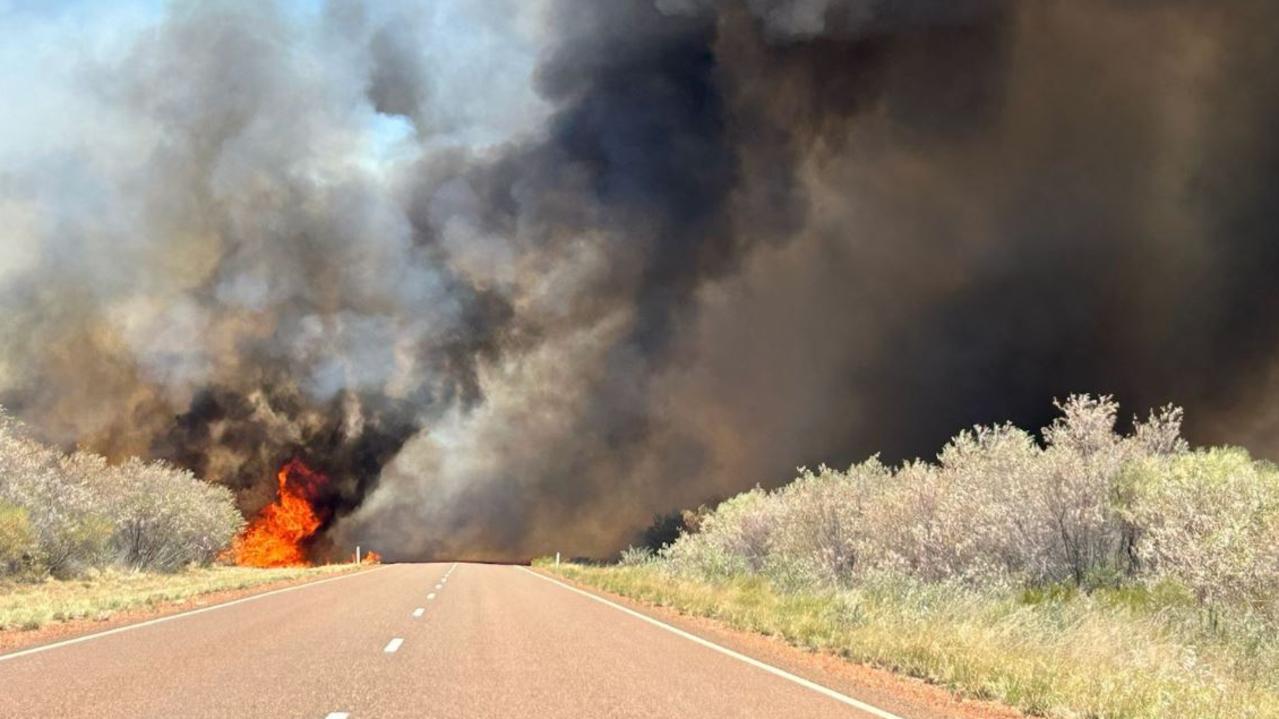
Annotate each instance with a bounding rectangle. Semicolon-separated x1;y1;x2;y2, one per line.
1;0;1277;560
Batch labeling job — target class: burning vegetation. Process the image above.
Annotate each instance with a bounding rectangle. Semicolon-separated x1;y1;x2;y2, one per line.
229;460;328;568
227;459;383;568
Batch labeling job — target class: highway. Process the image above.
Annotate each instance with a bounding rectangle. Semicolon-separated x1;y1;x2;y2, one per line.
0;564;911;718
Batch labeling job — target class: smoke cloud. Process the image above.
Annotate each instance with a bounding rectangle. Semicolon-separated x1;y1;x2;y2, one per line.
2;0;1277;560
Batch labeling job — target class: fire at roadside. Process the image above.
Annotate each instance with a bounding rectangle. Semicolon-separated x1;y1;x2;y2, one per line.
228;459;380;568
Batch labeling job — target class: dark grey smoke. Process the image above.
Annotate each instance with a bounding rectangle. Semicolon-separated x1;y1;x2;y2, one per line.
2;0;1278;560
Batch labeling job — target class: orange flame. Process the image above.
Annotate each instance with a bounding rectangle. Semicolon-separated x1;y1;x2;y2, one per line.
358;550;382;565
231;459;326;568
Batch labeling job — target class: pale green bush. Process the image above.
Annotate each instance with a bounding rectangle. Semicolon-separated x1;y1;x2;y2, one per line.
0;422;113;577
99;458;245;572
660;395;1267;599
0;501;35;574
765;459;889;587
664;487;777;578
619;545;657;566
1129;448;1279;611
0;410;243;578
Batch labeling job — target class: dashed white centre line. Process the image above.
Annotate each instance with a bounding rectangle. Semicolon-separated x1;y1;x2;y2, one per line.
383;638;404;653
427;593;436;600
435;583;443;590
325;713;350;719
412;607;425;618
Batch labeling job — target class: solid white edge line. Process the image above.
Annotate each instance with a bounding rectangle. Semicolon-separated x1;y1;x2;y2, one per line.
517;567;905;719
0;566;390;663
325;713;350;719
384;637;404;653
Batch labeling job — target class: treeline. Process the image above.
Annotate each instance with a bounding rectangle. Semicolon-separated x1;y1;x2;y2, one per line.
632;396;1279;614
0;411;243;578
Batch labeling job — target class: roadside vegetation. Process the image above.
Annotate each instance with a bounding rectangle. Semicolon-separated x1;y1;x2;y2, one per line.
0;563;354;631
0;409;367;637
542;396;1279;718
0;409;245;580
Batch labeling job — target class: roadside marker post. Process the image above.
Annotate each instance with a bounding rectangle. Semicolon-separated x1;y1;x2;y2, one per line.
555;552;560;567
356;546;361;564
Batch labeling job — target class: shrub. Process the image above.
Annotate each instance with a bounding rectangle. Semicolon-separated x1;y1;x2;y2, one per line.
101;458;245;572
663;488;777;578
1129;448;1279;611
0;427;113;577
766;460;889;586
874;428;1044;584
660;395;1224;594
619;545;656;566
0;409;244;578
0;501;35;574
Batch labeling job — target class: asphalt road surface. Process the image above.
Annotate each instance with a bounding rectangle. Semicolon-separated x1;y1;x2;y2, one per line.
0;563;910;718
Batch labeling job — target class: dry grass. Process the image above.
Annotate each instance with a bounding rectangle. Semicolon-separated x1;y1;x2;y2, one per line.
541;561;1279;719
0;563;356;632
